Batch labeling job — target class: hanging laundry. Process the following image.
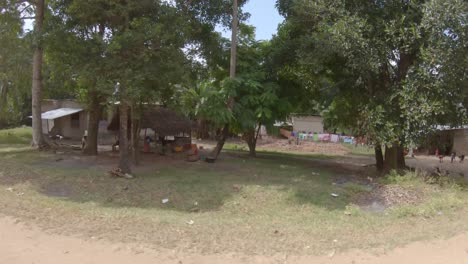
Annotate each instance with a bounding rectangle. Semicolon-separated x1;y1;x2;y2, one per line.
319;134;331;142
313;133;319;142
331;134;339;143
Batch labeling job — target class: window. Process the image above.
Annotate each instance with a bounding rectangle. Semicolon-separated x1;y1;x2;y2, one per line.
71;113;80;128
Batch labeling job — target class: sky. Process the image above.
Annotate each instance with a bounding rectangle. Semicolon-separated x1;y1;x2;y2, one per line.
217;0;284;40
24;0;284;40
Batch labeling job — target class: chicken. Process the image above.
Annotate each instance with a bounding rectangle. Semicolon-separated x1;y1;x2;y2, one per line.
438;155;444;163
451;152;456;163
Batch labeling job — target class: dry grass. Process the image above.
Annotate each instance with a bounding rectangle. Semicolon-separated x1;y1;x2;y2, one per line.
0;142;468;256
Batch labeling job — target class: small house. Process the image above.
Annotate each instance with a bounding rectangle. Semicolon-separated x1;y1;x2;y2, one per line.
452;128;468;155
290;114;324;133
40;99;87;140
39;99;112;141
107;108;192;146
424;126;468;155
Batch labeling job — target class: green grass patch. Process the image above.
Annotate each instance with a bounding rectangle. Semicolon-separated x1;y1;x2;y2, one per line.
0;127;32;145
224;142;248;151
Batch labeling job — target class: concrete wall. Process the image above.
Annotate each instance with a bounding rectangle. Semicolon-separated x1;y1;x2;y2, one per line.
453;129;468;155
59;112;87;140
42;119;53;135
291;116;324;133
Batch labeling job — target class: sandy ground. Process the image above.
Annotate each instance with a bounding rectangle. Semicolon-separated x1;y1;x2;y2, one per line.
2;216;468;264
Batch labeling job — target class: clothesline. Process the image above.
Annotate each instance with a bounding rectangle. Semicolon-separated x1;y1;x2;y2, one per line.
290;132;367;145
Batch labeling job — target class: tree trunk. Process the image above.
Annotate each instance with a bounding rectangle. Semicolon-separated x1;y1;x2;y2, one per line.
248;142;256;157
211;0;238;160
130;105;141;165
197;119;210;139
384;144;399;172
374;144;384;172
82;91;101;155
245;129;256;157
119;92;131;174
247;124;262;157
226;0;238;111
228;0;238;82
397;144;406;169
31;0;46;149
210;124;229;158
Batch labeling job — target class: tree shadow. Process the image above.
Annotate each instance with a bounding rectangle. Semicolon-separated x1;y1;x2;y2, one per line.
0;149;376;213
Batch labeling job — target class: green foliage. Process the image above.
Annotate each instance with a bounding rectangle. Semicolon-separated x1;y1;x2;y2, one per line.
273;0;468;148
182;80;234;127
0;4;33;126
184;26;293;142
42;0;246;111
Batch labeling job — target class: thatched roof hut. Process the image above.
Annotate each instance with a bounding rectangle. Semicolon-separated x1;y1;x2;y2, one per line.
107;108;192;136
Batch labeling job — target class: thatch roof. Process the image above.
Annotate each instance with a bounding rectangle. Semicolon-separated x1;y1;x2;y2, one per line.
107;108;192;136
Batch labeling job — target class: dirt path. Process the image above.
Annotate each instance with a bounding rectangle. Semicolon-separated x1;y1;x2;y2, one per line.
2;216;468;264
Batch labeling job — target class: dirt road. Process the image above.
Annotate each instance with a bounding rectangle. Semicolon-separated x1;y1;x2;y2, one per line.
2;216;468;264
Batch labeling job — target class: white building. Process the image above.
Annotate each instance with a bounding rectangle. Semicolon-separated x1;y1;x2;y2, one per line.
290;115;324;133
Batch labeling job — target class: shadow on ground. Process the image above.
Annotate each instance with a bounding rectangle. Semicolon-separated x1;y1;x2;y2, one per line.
0;148;377;212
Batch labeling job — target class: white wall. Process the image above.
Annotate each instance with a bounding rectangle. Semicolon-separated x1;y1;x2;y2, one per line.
291;116;324;133
453;129;468;155
41;100;89;140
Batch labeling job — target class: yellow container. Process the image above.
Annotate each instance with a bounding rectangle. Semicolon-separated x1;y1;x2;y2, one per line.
174;146;183;152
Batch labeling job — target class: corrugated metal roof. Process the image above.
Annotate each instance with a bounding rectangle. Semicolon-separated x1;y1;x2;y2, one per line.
435;125;468;131
40;108;83;120
273;121;292;127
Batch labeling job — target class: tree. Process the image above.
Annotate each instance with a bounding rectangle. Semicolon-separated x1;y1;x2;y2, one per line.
210;0;239;159
183;27;292;157
0;2;32;128
30;0;47;148
45;0;112;155
232;29;291;157
1;0;49;147
40;0;241;172
1;0;46;146
274;0;468;172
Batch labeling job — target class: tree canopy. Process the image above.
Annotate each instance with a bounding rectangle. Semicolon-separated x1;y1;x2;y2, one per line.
272;0;468;171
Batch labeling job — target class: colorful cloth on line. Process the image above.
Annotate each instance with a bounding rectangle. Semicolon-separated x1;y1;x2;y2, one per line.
313;134;319;141
330;134;339;143
318;134;330;141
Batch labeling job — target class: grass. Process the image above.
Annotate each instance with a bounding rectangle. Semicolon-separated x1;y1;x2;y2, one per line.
225;141;374;159
0;128;467;255
342;143;375;156
224;142;338;159
0;127;32;145
380;170;467;218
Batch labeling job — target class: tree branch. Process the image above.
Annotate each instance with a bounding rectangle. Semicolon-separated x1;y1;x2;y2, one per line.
18;3;32;14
